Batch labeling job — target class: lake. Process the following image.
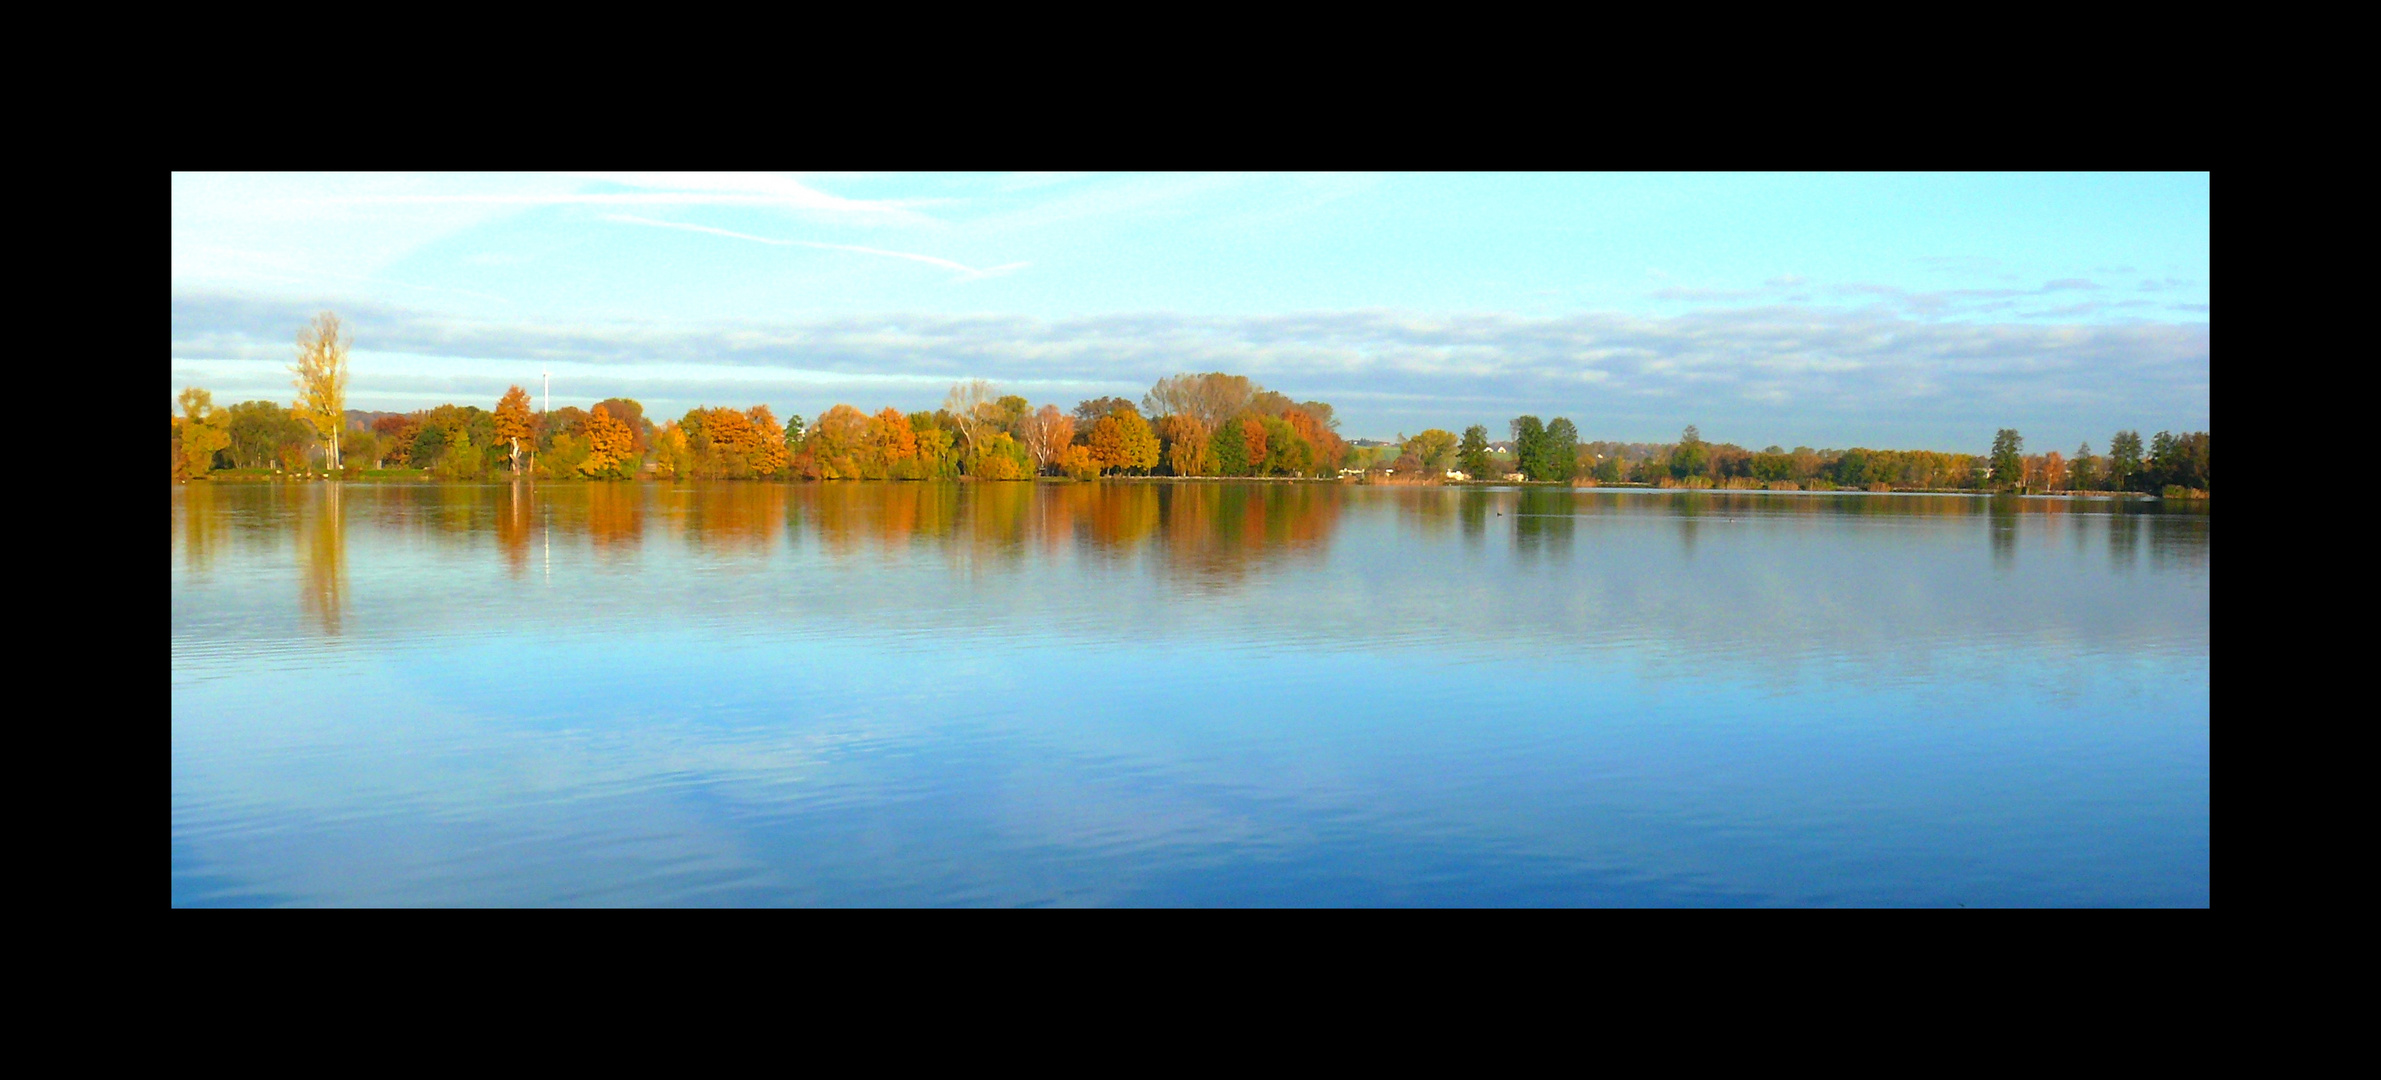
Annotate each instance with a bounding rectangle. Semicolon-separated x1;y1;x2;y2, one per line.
170;481;2210;906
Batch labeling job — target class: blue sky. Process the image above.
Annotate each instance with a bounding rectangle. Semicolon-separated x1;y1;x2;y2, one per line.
171;172;2209;450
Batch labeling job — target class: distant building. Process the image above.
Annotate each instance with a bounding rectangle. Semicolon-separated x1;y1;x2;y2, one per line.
1505;472;1526;482
1445;470;1470;481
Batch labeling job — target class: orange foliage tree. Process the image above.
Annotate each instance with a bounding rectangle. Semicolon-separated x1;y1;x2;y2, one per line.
1238;415;1269;473
873;407;918;475
748;406;789;477
493;386;535;475
1158;413;1210;476
1025;404;1075;475
1057;443;1099;481
1088;406;1160;475
581;405;635;478
1283;408;1344;474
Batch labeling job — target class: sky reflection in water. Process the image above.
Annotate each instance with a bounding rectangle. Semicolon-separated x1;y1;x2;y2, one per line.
171;482;2208;906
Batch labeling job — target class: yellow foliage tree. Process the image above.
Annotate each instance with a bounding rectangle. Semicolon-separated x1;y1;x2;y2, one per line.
1057;443;1099;481
1114;407;1159;474
651;421;691;479
291;313;350;469
174;388;230;481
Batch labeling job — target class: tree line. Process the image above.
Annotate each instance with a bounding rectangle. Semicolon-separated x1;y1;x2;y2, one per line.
172;314;2206;494
1373;421;2207;495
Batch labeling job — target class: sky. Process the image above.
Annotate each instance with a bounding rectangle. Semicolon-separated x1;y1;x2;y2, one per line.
171;172;2209;450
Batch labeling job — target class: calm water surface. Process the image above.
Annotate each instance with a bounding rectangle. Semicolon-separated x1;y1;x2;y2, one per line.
171;482;2209;906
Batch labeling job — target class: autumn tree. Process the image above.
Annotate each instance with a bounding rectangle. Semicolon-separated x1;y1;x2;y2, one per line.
1118;408;1160;474
1264;415;1315;476
809;404;872;478
993;395;1031;438
944;379;1000;459
1089;413;1132;474
591;398;651;457
1085;406;1159;475
291;312;351;469
1025;404;1075;475
748;405;788;477
915;422;959;479
652;421;692;479
174;387;230;481
581;405;635;478
1073;397;1135;427
1237;415;1270;475
494;386;535;476
1403;429;1458;473
1283;408;1343;474
856;407;912;477
1056;443;1099;481
1144;372;1256;434
1159;413;1211;476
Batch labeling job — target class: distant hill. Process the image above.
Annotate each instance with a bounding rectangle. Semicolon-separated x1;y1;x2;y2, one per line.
347;409;408;431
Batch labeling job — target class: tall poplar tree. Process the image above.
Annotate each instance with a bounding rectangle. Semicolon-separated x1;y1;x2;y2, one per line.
291;313;350;471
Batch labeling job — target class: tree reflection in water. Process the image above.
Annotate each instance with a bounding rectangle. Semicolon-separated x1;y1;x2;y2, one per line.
300;483;346;636
498;481;532;577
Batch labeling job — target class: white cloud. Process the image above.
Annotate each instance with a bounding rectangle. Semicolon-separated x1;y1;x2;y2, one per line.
173;292;2211;446
599;214;1027;281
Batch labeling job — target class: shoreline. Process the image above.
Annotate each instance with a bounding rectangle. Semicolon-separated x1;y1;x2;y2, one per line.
178;473;2196;500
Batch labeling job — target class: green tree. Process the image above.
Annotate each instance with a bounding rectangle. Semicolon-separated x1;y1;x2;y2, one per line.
437;428;483;480
1212;417;1250;476
2107;430;2143;491
1836;448;1873;488
1509;416;1546;480
1457;425;1493;480
1670;425;1708;480
1543;418;1580;482
2068;442;2098;490
1989;429;2025;489
2146;430;2177;490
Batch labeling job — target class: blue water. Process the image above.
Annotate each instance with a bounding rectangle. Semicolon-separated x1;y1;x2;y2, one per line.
170;482;2209;906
